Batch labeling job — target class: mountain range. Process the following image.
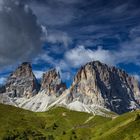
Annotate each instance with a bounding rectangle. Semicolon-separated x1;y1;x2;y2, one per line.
0;61;140;116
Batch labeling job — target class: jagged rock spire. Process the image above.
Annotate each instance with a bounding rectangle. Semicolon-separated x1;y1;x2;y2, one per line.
5;62;40;98
40;68;66;96
0;61;140;115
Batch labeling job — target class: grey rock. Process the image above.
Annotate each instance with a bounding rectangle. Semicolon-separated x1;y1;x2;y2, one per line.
67;61;140;114
0;61;140;116
40;69;66;96
5;62;40;98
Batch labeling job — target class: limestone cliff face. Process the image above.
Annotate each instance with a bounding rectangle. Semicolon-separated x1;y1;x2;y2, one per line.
40;69;66;96
0;61;140;115
5;62;39;98
67;61;140;114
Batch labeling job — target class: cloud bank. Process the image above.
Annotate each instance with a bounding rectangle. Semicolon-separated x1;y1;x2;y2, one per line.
64;43;140;69
64;46;114;68
0;0;42;68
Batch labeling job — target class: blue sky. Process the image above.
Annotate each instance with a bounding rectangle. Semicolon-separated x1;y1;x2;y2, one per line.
0;0;140;86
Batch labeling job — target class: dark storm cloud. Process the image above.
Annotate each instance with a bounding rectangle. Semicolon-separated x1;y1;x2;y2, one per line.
27;0;140;46
28;0;80;26
0;0;43;67
29;0;140;26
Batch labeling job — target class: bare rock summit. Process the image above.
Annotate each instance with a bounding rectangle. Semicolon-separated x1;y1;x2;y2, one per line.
40;69;66;96
5;62;40;98
66;61;140;114
0;61;140;116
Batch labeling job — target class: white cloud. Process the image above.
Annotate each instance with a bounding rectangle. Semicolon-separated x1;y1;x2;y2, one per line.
114;39;140;65
29;1;76;26
63;37;140;69
0;77;6;85
55;66;71;81
34;53;56;67
64;45;115;68
33;70;44;79
133;74;140;82
41;26;72;47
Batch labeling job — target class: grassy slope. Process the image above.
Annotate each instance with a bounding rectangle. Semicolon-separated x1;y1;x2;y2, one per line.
0;104;140;140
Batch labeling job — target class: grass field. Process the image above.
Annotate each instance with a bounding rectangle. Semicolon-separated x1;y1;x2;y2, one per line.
0;104;140;140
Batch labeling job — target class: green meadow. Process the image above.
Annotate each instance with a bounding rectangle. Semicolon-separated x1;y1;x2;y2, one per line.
0;104;140;140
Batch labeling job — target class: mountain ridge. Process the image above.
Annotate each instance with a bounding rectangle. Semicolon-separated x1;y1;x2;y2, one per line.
67;61;140;114
0;61;140;116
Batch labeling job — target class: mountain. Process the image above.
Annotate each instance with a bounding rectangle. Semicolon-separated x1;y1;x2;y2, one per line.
19;68;67;112
40;68;66;96
5;62;40;98
64;61;140;114
0;62;40;106
0;103;140;140
0;61;140;116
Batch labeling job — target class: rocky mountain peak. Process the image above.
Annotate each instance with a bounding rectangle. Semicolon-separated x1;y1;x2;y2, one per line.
5;62;40;98
11;62;32;77
73;61;107;82
41;68;66;96
0;61;140;115
68;61;140;114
